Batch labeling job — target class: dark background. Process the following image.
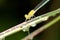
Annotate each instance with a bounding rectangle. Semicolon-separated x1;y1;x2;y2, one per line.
0;0;60;40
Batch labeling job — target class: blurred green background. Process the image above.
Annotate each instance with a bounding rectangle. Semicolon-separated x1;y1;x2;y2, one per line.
0;0;60;40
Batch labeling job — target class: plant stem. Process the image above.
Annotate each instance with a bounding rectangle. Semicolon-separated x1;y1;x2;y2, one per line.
22;16;60;40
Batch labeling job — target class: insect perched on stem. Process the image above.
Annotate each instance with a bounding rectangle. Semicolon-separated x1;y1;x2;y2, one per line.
24;0;50;38
24;10;35;20
24;0;50;20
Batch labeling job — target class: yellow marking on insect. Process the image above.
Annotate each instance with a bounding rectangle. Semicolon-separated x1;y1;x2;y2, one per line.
24;10;35;20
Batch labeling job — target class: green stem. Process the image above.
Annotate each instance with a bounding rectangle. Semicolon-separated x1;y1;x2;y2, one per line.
42;16;60;29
